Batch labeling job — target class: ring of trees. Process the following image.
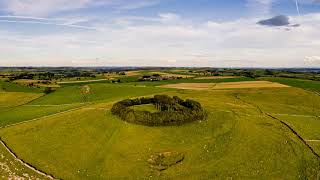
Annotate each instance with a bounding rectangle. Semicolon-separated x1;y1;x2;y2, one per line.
111;95;207;126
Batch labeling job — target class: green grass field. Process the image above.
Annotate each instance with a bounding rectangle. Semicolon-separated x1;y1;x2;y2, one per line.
30;83;171;105
129;77;254;86
261;77;320;92
0;92;43;108
0;104;84;127
0;80;43;93
0;86;319;179
0;83;171;128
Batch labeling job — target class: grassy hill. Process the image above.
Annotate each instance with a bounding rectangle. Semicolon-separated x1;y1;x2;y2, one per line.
0;87;319;179
0;83;171;128
30;83;171;105
0;80;43;93
260;77;320;92
0;92;43;108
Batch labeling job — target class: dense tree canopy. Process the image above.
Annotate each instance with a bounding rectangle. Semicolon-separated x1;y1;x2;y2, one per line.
111;95;206;126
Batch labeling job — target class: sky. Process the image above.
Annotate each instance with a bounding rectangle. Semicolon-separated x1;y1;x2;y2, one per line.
0;0;319;67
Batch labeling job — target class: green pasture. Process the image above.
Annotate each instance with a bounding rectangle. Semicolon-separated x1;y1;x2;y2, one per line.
236;87;320;158
0;80;43;93
261;77;320;92
30;83;171;105
0;88;319;179
0;92;43;108
0;104;84;127
129;77;254;86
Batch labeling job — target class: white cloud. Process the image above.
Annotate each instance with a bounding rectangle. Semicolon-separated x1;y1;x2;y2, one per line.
0;12;320;67
305;56;320;65
159;13;180;23
1;0;90;16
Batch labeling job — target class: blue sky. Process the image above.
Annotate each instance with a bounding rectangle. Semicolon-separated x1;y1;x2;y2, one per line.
0;0;319;67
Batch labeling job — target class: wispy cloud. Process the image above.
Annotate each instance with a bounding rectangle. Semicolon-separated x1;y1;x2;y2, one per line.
115;0;159;10
1;0;90;16
0;16;98;30
0;0;159;16
246;0;275;15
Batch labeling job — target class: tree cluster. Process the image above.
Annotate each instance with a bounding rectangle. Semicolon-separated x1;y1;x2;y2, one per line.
43;87;55;94
111;95;206;126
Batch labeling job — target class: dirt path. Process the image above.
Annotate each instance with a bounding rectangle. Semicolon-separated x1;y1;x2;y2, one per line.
0;138;57;179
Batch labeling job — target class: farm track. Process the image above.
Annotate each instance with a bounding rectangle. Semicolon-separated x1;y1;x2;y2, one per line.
233;94;320;160
0;138;57;179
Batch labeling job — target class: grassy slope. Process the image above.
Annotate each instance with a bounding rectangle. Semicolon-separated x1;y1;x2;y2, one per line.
0;104;84;127
0;80;43;93
236;87;320;156
0;88;319;179
129;77;254;86
30;83;171;105
0;83;170;128
0;92;43;108
261;77;320;92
